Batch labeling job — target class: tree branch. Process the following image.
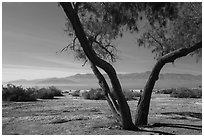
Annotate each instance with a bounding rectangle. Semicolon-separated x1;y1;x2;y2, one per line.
92;39;116;62
82;59;88;67
160;41;202;64
135;41;202;126
148;32;163;50
73;2;80;13
57;36;78;54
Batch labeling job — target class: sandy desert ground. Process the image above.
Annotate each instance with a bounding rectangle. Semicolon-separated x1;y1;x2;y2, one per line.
2;94;202;135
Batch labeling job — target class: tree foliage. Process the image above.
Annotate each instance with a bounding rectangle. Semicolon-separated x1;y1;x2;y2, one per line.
61;2;182;65
62;2;202;64
62;3;121;65
138;2;202;60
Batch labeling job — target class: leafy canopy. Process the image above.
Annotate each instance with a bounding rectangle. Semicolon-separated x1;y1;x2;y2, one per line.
138;3;202;60
63;3;121;65
62;2;201;64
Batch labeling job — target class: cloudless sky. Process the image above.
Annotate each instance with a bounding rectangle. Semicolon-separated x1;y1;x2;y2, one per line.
2;2;202;82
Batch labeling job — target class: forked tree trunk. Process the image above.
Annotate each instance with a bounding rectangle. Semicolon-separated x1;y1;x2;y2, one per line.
135;42;202;125
89;61;121;122
60;3;137;130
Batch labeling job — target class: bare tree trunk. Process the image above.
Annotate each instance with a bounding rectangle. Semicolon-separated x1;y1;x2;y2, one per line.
135;42;202;125
106;66;137;130
89;61;121;122
135;60;164;125
60;2;137;130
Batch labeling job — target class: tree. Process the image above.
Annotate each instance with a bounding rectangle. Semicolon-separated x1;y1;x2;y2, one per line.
59;2;202;129
60;2;137;130
85;2;202;126
135;2;202;125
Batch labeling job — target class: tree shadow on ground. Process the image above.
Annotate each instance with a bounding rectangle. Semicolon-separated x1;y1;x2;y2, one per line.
138;128;175;135
161;111;202;120
92;122;175;135
138;112;202;135
146;122;202;131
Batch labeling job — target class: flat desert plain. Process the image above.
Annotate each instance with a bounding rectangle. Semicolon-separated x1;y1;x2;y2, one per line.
2;94;202;135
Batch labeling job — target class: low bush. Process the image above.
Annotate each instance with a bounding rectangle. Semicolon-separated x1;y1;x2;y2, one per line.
2;84;37;102
110;89;141;101
77;88;141;101
156;88;175;94
170;88;202;98
35;88;54;99
26;87;38;97
2;84;63;101
81;88;106;100
81;88;104;100
123;90;141;101
192;88;202;98
89;88;106;100
49;86;63;96
81;91;90;99
70;90;80;97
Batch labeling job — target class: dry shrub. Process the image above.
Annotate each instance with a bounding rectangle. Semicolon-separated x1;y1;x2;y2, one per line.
156;88;175;94
170;88;202;98
123;89;141;101
70;90;80;96
2;84;63;101
2;84;37;102
81;88;106;100
49;86;64;96
35;88;54;99
110;89;141;101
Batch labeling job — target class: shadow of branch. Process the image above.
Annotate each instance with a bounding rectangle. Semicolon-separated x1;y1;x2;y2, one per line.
161;112;202;120
148;123;202;131
138;128;175;135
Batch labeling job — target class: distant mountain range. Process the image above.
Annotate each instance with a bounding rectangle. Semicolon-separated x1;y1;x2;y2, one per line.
6;77;77;85
5;71;201;90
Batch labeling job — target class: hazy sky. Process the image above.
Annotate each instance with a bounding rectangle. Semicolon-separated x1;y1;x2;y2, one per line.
2;2;202;82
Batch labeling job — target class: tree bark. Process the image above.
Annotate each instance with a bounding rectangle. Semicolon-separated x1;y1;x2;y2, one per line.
135;59;165;125
89;61;121;122
60;2;137;130
135;41;202;125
